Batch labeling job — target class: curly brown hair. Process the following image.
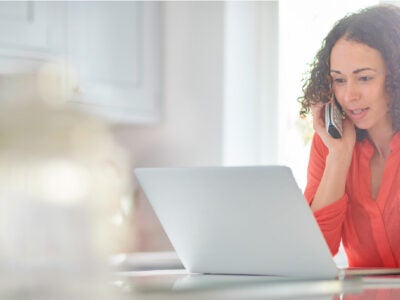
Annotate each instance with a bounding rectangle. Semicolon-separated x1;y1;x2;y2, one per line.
299;4;400;140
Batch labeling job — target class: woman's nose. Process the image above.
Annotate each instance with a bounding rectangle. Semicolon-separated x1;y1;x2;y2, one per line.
343;81;360;103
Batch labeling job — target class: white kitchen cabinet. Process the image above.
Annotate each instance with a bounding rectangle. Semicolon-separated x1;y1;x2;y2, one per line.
65;1;162;124
0;1;65;73
0;1;162;124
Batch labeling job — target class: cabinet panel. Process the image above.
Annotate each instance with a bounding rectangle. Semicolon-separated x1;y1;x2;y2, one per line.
0;1;47;50
66;2;162;124
0;2;66;74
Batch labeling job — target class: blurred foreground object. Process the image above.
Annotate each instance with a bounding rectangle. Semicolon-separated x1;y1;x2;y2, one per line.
0;61;134;299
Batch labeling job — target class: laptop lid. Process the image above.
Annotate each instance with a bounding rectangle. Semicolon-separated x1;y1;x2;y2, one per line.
134;166;338;279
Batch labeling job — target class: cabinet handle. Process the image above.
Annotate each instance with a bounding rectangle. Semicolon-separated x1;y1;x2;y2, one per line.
73;86;83;95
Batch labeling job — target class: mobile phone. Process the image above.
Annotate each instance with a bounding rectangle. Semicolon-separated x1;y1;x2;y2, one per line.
325;101;343;139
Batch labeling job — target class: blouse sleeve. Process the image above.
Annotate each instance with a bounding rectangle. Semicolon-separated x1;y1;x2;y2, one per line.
304;133;348;256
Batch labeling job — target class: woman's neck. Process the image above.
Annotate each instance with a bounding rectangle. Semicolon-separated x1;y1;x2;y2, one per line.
367;126;395;159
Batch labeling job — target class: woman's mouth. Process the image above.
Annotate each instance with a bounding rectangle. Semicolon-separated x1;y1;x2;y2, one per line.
347;107;369;120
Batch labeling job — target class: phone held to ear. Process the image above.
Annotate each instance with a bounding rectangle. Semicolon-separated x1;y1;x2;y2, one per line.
325;101;343;139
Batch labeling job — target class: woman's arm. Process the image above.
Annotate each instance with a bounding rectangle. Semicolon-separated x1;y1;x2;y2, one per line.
304;133;350;255
309;102;355;211
303;102;356;255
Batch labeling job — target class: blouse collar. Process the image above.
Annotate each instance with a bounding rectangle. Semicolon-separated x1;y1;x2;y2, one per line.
360;131;400;159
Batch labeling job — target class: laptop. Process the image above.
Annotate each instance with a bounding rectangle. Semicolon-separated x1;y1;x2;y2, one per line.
134;166;400;279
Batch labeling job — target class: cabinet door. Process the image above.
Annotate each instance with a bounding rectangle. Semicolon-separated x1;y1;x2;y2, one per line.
0;1;65;74
66;1;162;124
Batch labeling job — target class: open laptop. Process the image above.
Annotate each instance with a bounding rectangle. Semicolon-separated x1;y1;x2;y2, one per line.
134;166;400;279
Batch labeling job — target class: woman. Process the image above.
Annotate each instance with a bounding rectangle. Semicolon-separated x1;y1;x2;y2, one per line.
299;4;400;267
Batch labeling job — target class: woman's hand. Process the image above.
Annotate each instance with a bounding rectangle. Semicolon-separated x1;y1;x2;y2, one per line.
311;101;356;159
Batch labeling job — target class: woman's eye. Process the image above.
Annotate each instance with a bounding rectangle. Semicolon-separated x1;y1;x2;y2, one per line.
333;78;346;84
359;76;373;82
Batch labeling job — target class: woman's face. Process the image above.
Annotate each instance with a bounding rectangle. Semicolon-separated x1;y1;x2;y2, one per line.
330;38;392;133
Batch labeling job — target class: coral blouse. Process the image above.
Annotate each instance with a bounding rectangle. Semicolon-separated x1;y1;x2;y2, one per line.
304;132;400;267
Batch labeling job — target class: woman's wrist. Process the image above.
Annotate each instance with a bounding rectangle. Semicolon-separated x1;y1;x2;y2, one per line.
325;152;352;173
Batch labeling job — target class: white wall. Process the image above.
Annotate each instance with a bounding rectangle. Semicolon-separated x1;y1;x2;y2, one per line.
114;2;224;169
112;1;279;251
112;2;225;251
223;1;278;166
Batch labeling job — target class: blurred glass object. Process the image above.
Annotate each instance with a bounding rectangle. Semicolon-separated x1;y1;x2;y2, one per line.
0;60;134;299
